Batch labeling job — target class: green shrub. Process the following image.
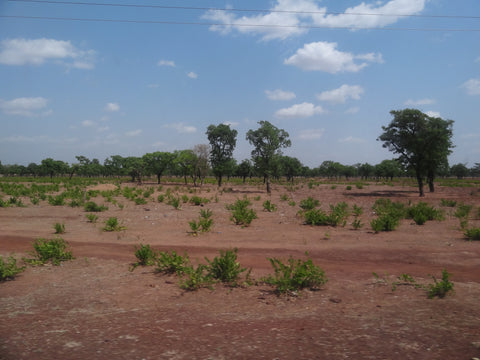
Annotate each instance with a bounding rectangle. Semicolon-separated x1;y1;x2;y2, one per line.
263;254;328;295
440;198;456;207
454;203;472;219
134;197;148;205
262;200;277;212
352;204;363;217
227;198;257;226
84;201;108;212
406;202;444;225
53;222;65;234
370;214;400;232
428;269;454;299
30;196;40;205
26;237;74;266
157;194;165;203
181;194;189;203
179;264;212;291
130;244;157;270
48;194;65;206
188;209;214;235
288;200;296;207
189;195;209;206
0;255;25;281
299;197;319;211
103;217;125;232
464;227;480;240
280;194;289;201
167;195;181;210
85;213;99;223
156;250;190;275
346;185;352;191
205;248;247;286
303;202;349;227
371;199;405;232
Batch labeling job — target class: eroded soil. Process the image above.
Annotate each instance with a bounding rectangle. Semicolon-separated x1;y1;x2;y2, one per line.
1;181;480;359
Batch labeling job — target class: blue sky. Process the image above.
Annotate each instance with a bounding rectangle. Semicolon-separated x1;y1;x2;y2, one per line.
1;0;479;168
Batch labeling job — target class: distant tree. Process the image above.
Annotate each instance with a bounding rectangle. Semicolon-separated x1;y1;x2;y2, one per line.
124;156;144;183
206;124;238;187
27;162;39;177
143;151;175;184
279;156;303;182
104;155;126;177
471;163;480;177
378;109;454;196
318;161;343;179
193;144;211;186
357;163;374;180
40;158;68;178
236;159;253;183
246;120;291;193
450;163;469;179
173;150;197;185
374;159;403;180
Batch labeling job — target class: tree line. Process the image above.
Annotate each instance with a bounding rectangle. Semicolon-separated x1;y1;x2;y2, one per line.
0;111;474;195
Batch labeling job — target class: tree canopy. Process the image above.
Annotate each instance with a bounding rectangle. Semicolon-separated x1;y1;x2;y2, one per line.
378;109;454;196
206;124;238;187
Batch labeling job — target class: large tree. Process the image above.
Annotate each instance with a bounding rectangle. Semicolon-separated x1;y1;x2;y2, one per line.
246;120;291;193
206;124;238;187
378;109;454;196
143;151;175;184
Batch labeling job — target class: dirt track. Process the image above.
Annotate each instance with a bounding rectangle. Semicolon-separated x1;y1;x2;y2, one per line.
1;181;480;359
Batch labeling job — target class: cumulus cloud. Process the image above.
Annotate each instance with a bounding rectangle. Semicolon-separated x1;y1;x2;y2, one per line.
297;128;325;140
125;129;142;137
425;111;441;118
317;84;364;104
187;72;198;79
165;123;197;134
284;42;383;73
338;136;365;144
0;97;50;117
462;78;480;95
105;102;120;112
404;98;436;106
157;60;176;67
203;0;425;41
0;38;95;69
275;102;324;118
265;89;296;101
223;121;240;127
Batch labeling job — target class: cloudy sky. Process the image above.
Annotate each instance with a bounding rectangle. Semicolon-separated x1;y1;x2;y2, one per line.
1;0;479;167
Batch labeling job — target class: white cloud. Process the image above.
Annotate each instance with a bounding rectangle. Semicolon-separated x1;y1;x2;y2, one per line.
187;72;198;79
105;102;120;112
284;42;382;73
265;89;296;101
317;84;364;104
157;60;176;67
125;129;142;137
275;102;324;119
81;120;96;127
0;38;95;69
165;123;197;134
0;97;49;117
223;121;240;127
462;78;480;95
404;98;436;106
297;128;325;140
203;0;425;41
425;111;441;118
345;107;360;114
338;136;365;144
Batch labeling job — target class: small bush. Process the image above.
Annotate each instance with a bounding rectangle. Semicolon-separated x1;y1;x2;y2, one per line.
26;237;74;266
130;244;157;270
428;269;454;299
48;194;65;206
0;255;25;281
262;200;277;212
189;195;209;206
85;213;99;223
371;199;405;232
156;250;190;275
299;197;319;211
188;209;214;235
406;202;444;225
53;222;65;234
103;217;125;232
157;194;165;203
464;227;480;240
134;197;148;205
227;198;257;226
280;194;289;201
205;248;247;286
440;198;456;207
263;254;328;295
84;201;108;212
179;264;213;291
167;195;181;210
181;194;189;203
370;214;400;232
288;200;296;207
303;202;349;227
346;185;352;191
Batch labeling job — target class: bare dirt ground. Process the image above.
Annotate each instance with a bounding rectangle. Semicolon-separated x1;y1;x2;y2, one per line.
1;180;480;360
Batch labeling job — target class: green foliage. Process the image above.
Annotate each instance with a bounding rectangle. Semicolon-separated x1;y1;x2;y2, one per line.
26;237;74;265
454;203;473;229
352;204;363;217
303;202;349;227
299;196;320;211
188;209;214;235
0;255;25;281
288;200;296;207
48;194;65;206
157;194;165;203
189;195;209;206
352;218;363;230
156;250;190;275
280;194;289;201
167;195;182;210
134;197;148;205
370;215;400;232
205;248;247;286
346;185;352;191
181;194;189;203
53;222;65;234
103;217;125;232
84;201;108;212
130;244;157;271
428;269;454;299
406;202;444;225
227;198;257;226
370;198;406;232
262;200;277;212
85;213;99;223
440;198;457;207
179;264;213;291
263;254;328;295
464;227;480;240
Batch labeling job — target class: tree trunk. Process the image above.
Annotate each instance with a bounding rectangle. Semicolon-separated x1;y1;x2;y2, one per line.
266;175;271;194
157;174;161;184
427;171;435;192
217;175;222;187
416;171;425;197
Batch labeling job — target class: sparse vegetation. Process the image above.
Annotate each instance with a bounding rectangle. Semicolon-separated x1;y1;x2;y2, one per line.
130;244;157;271
25;237;74;266
262;199;277;212
0;255;25;281
205;248;248;286
53;222;66;234
227;198;257;226
85;213;99;223
84;201;108;212
428;269;454;299
103;217;125;232
188;209;214;235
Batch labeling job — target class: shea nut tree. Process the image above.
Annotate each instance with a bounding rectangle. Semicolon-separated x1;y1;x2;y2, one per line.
378;109;454;197
206;123;238;187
